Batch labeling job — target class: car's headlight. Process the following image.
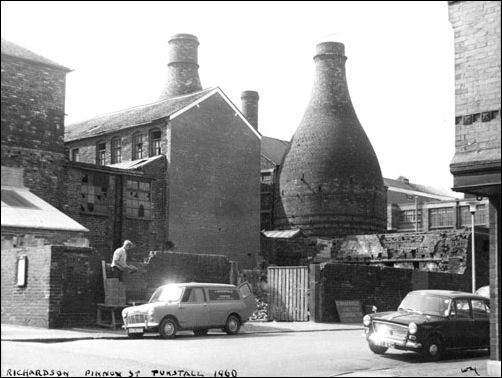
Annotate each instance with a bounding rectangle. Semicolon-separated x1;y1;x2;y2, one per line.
408;322;417;335
363;315;371;327
122;309;128;318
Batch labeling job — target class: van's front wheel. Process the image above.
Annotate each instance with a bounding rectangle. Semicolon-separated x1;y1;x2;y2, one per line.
159;318;177;339
224;315;240;335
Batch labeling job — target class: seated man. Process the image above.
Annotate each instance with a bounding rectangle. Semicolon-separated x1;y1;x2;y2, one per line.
111;240;138;281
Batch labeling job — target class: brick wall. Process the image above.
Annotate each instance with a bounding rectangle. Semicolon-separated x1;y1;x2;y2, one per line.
168;93;261;268
449;1;501;156
317;263;471;322
1;56;67;154
1;244;52;327
60;163;167;262
260;236;318;266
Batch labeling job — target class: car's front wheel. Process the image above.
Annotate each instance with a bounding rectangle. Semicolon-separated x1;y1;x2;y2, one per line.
422;336;444;361
159;318;178;339
368;341;388;355
224;315;241;335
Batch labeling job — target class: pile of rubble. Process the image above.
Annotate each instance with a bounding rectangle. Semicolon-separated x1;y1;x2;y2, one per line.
250;296;268;321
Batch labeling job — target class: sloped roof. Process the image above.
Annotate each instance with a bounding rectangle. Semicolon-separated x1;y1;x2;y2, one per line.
65;87;216;142
1;186;88;232
107;155;164;170
261;136;290;165
1;38;70;71
261;229;304;238
384;177;459;201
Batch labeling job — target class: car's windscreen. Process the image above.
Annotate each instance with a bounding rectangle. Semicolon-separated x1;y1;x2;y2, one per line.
398;294;451;316
149;285;183;303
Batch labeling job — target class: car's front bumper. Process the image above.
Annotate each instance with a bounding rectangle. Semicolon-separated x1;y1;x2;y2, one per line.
123;320;159;331
365;329;422;350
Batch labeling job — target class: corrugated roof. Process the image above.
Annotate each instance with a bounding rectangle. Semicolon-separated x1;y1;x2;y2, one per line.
1;186;89;232
107;155;164;170
1;38;71;71
261;229;304;238
384;177;458;200
65;87;217;142
261;136;290;165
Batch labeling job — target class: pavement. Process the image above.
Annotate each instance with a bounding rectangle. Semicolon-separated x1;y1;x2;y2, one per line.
2;322;495;377
1;321;364;342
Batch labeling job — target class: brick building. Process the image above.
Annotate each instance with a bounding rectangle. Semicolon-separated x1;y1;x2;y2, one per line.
448;1;501;375
64;34;261;268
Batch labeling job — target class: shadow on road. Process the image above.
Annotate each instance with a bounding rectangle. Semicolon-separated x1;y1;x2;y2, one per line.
378;348;489;364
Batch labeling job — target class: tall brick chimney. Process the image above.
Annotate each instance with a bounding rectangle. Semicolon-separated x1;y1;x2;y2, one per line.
240;90;259;130
160;33;203;99
275;41;387;237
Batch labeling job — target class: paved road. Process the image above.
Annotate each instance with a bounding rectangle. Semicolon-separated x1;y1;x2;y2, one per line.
1;329;489;377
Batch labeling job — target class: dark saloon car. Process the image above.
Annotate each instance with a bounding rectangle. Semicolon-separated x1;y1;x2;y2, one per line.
363;290;490;361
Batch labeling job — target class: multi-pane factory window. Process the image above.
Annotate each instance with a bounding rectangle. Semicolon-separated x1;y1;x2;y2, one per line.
429;207;455;229
460;204;487;227
132;132;143;160
261;171;273;184
399;209;422;229
111;137;122;164
80;173;109;214
150;129;162;156
125;179;152;219
71;148;79;162
96;141;106;166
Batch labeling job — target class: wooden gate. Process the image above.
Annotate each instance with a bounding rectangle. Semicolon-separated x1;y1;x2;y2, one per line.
268;266;309;321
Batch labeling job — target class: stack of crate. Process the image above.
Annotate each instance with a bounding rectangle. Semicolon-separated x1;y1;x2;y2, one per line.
102;261;126;306
104;278;126;305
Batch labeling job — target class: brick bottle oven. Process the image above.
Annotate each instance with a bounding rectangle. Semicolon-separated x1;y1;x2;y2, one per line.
275;41;387;237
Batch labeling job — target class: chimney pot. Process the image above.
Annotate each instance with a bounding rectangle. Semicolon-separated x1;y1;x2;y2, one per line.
160;33;202;99
240;90;259;130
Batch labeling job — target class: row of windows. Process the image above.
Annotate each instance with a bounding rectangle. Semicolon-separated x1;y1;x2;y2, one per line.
399;205;488;229
79;174;152;219
70;128;163;165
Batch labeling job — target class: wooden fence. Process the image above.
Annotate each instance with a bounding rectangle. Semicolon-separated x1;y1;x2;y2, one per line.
268;266;309;321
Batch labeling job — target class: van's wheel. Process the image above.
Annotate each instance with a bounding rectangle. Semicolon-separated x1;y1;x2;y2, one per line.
224;315;241;335
159;318;177;339
193;329;208;336
368;341;388;355
422;336;444;361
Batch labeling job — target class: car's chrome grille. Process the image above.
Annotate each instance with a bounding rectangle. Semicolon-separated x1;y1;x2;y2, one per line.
126;313;146;325
373;321;408;341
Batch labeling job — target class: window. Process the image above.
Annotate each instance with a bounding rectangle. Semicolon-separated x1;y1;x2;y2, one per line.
452;299;471;319
96;141;106;166
111;137;122;164
261;171;273;184
460;204;487;226
399;209;421;228
471;299;489;320
208;288;240;301
16;256;27;287
429;207;454;229
125;179;152;218
182;288;205;303
150;129;162;156
80;173;109;214
71;148;79;162
132;132;144;160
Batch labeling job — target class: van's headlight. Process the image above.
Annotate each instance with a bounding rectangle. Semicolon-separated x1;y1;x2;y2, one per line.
408;322;417;335
363;315;371;327
122;309;128;318
147;308;154;321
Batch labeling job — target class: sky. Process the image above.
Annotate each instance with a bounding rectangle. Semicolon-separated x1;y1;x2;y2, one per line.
1;1;458;193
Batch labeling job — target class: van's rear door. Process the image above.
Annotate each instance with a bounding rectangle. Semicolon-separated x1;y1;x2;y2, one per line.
238;282;257;317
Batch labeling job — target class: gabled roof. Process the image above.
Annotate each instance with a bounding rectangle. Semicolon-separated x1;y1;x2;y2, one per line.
65;88;216;141
1;186;88;232
65;87;261;142
1;38;71;71
384;177;459;201
261;136;290;165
